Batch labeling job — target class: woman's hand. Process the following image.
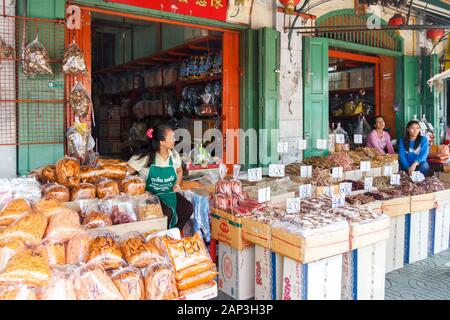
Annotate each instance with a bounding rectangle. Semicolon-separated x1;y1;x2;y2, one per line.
173;184;181;192
408;162;418;175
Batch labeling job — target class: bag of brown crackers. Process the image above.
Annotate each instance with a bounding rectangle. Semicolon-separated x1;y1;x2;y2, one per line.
110;266;144;300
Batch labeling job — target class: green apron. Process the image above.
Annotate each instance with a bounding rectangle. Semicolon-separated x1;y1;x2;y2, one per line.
145;156;178;228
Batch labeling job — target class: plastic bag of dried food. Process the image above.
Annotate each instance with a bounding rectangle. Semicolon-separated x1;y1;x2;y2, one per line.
95;157;128;167
178;280;215;298
78;166;104;184
0;240;25;273
0;35;14;59
0;245;51;287
55;157;81;187
0;179;13;211
73;263;123;300
22;34;53;76
69;82;91;118
82;210;112;230
62;41;87;75
230;164;243;195
215;164;232;196
70;182;96;201
10;178;42;206
43;241;66;266
0;198;31;227
37;266;77;300
0;212;48;245
144;261;178;300
99;164;127;180
41;183;70;203
86;230;125;270
31;165;57;184
65;232;90;264
44;207;82;243
132;194;164;221
0;285;37;300
33;199;65;218
67;122;92;163
174;260;216;282
100;195;137;225
96;179;120;200
119;176;145;196
162;232;210;273
176;266;218;291
119;232;162;268
111;266;145;300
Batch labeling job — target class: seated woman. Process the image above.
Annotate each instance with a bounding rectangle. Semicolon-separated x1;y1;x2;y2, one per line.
127;123;193;230
398;120;430;176
366;115;394;154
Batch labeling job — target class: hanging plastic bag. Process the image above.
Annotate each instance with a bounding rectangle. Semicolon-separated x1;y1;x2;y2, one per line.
69;82;91;118
192;192;211;243
22;34;53;75
62;41;87;75
0;36;14;59
67;121;93;163
215;164;231;196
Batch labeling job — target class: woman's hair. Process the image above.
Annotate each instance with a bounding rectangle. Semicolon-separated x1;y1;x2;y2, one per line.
403;120;422;151
136;123;173;167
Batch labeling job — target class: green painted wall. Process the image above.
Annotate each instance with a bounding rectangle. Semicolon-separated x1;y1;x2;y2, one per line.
421;54;441;144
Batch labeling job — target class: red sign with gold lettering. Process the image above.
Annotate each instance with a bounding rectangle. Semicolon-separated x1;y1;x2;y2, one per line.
107;0;228;21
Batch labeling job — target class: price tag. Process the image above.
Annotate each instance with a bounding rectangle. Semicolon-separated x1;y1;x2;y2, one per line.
286;198;301;214
298;139;307;150
277;142;289;154
411;171;425;183
331;167;344;179
383;165;393;177
300;166;313;178
332;193;346;208
323;186;334;197
335;134;345;144
390;174;400;185
360;161;372;172
269;164;285;178
299;184;312;199
339;182;353;196
248;167;263;182
364;177;373;190
316;139;328;150
258;187;271;203
354;134;363;144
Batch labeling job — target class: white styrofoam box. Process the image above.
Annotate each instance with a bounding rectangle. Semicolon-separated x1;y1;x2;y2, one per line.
282;255;343;300
218;242;255;300
405;211;430;264
342;241;387;300
385;215;405;273
254;246;284;300
429;207;450;255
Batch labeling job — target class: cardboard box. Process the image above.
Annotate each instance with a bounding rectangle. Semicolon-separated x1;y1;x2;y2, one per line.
349;214;390;250
381;196;411;218
342;241;386;300
242;217;271;249
410;193;435;212
283;255;343;300
385;215;405;273
429;207;450;255
349;69;363;89
218;243;255;300
404;211;429;264
271;222;349;264
211;209;251;250
254;246;284;300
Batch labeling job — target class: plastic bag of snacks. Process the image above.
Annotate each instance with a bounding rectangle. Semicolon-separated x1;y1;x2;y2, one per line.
230;164;243;196
70;182;96;201
37;266;77;300
0;285;37;300
111;267;145;300
0;179;13;211
178;280;215;298
176;265;217;291
69;82;91;118
0;212;48;245
33;199;65;218
0;245;51;287
0;198;31;227
22;34;53;75
55;157;81;187
41;183;70;203
31;165;57;184
0;35;14;59
86;230;125;270
10;178;42;205
95;157;128;167
67;122;92;163
213;193;228;211
132;194;164;221
73;263;123;300
144;261;178;300
65;232;90;264
101;195;137;225
78;166;104;184
43;241;66;266
44;208;82;243
99;164;127;180
215;164;232;196
96;178;120;200
82;209;112;230
119;232;162;268
119;176;145;196
62;40;87;75
0;240;25;273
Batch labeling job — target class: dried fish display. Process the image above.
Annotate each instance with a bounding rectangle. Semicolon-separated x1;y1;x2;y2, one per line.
23;35;53;76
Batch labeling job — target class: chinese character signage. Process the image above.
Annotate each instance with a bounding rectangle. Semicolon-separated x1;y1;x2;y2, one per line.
108;0;228;21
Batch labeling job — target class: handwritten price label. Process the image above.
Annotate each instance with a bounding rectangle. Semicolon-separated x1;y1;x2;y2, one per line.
248;168;263;182
316;139;328;150
286;198;301;214
332;167;344;179
258;187;271;203
354;134;363;144
300;166;313;178
360;161;372;172
364;177;373;190
269;164;285;178
299;184;312;199
298;139;307;150
332;193;346;208
323;186;334;197
383;165;393;177
339;182;353;196
335;134;345;144
390;174;400;185
277;142;289;154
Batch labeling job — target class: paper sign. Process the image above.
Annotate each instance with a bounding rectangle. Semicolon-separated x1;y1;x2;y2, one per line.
360;161;372;172
335;134;345;144
390;174;400;185
354;134;363;144
299;184;312;199
332;167;344;179
248;167;263;182
332;193;346;208
277;142;289;154
419;122;427;130
269;164;285;178
339;182;353;196
316;139;328;150
300;166;313;178
383;165;393;177
258;187;271;203
298;140;307;150
323;186;334;197
364;177;373;190
286;198;301;214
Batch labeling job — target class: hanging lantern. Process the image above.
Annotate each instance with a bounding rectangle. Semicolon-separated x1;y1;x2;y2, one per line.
388;14;405;35
427;28;445;45
279;0;301;14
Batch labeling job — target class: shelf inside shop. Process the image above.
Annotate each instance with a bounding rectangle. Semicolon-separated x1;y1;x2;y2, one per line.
180;74;222;86
329;87;374;94
330;114;375;119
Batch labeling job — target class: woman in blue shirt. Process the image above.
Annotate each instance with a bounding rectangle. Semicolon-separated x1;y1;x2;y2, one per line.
398;120;430;176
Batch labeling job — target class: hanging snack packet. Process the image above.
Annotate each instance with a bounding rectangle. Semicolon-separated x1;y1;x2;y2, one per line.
23;34;53;75
69;82;91;118
67;122;91;163
62;41;87;75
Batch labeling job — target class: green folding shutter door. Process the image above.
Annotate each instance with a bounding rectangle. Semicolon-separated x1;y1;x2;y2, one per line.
421;54;441;144
403;56;420;132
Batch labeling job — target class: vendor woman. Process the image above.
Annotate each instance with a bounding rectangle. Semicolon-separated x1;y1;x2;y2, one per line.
398;120;430;176
127;124;193;230
366;115;394;154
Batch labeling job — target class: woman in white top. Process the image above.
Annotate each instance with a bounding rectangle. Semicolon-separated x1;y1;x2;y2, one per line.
127;124;193;230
